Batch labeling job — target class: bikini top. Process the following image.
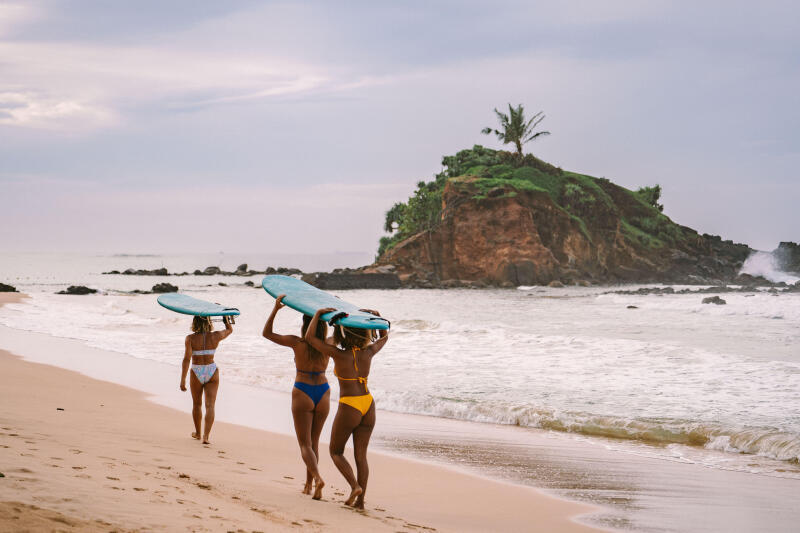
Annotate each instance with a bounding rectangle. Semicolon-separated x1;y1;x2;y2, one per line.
192;332;216;356
296;339;325;376
334;347;368;391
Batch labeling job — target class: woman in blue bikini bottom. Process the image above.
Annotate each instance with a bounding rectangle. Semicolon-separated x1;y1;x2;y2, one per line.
263;294;331;500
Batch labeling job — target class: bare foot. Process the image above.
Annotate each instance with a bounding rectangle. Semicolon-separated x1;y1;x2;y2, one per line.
354;495;365;509
202;435;210;445
312;477;325;500
302;482;312;495
191;432;200;440
344;485;362;506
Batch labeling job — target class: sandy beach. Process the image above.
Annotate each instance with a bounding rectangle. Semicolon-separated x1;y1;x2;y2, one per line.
0;293;599;532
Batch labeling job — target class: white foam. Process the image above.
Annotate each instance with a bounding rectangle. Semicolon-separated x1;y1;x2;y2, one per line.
740;251;800;284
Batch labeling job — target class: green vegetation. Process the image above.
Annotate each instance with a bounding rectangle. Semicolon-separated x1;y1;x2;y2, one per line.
481;103;550;156
377;145;687;257
635;184;664;212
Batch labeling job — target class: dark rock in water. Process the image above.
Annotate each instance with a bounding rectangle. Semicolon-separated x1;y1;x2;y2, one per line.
276;267;302;276
58;285;97;295
193;270;203;275
702;296;726;305
236;263;248;272
152;283;178;293
265;267;277;275
774;242;800;273
548;280;564;288
218;282;227;287
113;267;168;276
202;266;221;276
302;272;401;290
0;283;17;292
244;281;254;287
627;305;638;309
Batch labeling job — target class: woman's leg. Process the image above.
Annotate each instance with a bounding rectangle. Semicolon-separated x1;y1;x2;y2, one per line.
352;403;376;509
189;370;203;440
291;388;323;496
201;369;220;444
310;389;331;499
329;404;363;506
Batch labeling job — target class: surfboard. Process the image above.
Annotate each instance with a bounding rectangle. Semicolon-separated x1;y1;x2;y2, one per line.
261;275;390;330
157;293;241;317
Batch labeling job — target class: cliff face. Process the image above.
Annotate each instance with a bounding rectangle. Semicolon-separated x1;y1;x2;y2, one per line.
378;169;751;286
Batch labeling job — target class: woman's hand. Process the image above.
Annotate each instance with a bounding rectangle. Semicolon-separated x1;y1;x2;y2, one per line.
315;307;336;317
274;294;286;310
359;308;381;317
180;380;187;392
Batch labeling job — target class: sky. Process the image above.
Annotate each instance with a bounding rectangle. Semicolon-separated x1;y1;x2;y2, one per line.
1;0;798;260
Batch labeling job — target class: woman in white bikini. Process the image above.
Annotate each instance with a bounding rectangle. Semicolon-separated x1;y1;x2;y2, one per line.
180;315;233;444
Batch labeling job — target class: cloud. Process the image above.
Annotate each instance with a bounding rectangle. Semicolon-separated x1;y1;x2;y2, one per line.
0;91;116;130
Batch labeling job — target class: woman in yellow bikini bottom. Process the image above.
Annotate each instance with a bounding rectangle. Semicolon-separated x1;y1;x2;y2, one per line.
305;307;389;510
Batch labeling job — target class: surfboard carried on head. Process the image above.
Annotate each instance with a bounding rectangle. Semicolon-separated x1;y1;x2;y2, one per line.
157;293;240;320
262;275;390;330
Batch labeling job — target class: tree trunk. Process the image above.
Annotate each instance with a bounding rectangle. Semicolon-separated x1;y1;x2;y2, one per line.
515;140;523;156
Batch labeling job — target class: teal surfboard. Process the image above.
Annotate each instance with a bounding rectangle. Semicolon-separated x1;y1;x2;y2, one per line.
262;275;390;330
157;293;240;317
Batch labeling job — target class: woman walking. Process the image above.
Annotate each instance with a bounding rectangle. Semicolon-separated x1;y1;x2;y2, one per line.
305;307;388;509
180;315;233;444
263;295;331;500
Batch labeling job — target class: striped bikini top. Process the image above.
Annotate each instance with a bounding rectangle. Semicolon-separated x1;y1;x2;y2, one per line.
192;332;216;356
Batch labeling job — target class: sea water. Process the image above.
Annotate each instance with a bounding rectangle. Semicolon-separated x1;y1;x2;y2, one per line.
2;252;800;531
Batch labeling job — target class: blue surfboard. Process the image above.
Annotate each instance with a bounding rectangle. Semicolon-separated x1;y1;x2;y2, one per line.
157;293;240;317
262;275;389;330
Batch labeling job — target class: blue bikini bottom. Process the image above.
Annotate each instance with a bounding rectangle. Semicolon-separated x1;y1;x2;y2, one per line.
294;382;330;407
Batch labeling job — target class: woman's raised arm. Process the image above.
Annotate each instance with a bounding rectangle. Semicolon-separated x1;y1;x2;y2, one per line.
305;307;340;357
262;294;300;347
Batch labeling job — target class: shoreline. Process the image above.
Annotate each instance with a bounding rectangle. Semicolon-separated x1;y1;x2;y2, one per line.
0;293;601;532
4;292;800;532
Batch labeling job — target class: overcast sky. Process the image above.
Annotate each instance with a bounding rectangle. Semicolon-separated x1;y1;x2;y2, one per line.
1;0;798;259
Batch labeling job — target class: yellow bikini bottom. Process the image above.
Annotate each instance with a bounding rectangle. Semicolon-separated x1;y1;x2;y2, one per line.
339;393;373;416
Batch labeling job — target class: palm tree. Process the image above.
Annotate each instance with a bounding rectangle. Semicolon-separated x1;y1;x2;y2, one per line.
481;103;550;156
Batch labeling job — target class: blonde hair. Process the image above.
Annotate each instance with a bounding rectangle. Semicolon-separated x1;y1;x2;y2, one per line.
333;325;373;351
191;316;212;333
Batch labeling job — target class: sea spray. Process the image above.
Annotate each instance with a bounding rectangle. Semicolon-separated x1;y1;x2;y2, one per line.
740;251;800;284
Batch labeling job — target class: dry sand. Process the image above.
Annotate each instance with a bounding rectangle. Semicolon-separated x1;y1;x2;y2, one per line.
0;293;600;532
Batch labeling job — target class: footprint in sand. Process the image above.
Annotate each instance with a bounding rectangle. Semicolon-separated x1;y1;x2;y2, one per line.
248;467;261;471
195;482;212;490
133;487;146;491
178;473;190;479
106;476;120;481
71;466;86;470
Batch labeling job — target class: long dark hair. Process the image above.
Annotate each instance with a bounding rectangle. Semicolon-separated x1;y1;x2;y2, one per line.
333;325;373;351
301;314;328;361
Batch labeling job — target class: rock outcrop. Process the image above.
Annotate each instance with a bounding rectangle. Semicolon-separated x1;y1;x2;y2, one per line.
152;283;178;293
302;272;401;290
0;283;16;292
57;286;97;295
774;242;800;273
377;147;752;287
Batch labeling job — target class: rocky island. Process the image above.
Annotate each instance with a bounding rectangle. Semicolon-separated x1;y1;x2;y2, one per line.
373;145;756;287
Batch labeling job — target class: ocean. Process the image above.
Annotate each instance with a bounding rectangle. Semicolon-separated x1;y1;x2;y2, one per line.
2;251;799;532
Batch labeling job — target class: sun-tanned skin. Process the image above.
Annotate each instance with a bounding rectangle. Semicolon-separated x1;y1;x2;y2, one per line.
263;295;332;500
305;307;389;509
180;316;233;444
